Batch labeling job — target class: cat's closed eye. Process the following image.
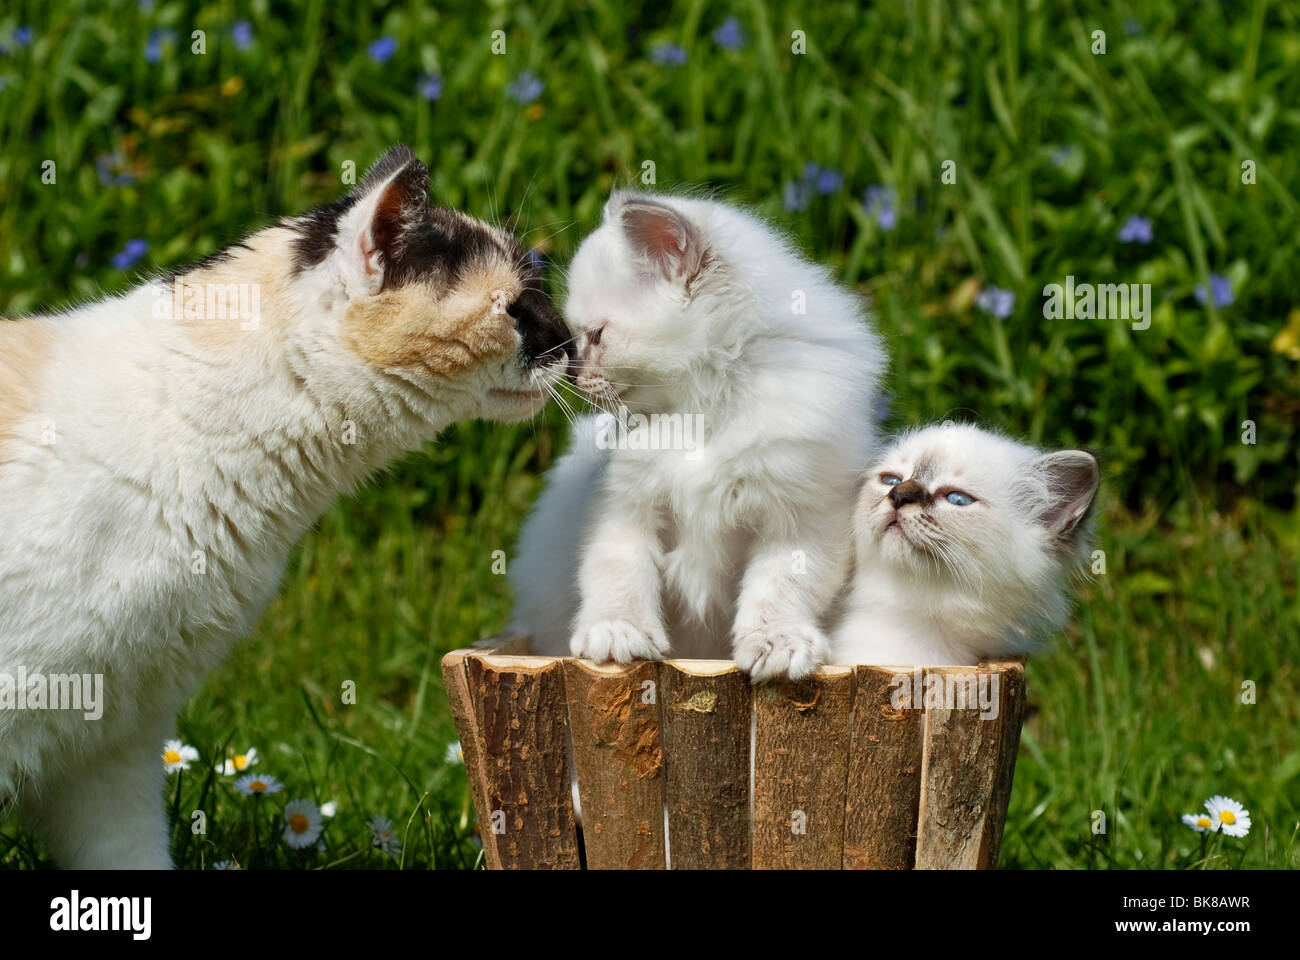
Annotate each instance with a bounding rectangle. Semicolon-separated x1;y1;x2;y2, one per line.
586;324;606;347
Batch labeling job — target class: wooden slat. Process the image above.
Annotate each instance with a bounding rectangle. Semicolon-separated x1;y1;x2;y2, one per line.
752;666;853;869
842;665;924;869
914;665;1004;869
659;660;751;869
440;648;503;869
466;653;580;869
562;659;666;869
977;660;1028;868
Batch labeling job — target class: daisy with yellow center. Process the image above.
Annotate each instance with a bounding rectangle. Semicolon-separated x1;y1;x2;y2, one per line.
234;772;283;796
281;799;324;849
212;859;241;870
1204;795;1251;838
1181;812;1216;834
216;747;259;776
161;739;199;774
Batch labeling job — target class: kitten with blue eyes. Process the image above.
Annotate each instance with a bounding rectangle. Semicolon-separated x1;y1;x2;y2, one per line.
833;422;1099;666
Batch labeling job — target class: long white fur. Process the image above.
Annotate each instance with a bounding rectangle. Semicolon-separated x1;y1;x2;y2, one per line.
510;192;886;680
833;422;1098;665
0;167;561;868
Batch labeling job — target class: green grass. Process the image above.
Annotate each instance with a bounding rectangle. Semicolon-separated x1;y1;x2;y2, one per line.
1;0;1298;868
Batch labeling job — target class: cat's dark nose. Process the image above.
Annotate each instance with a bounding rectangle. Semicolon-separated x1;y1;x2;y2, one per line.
508;287;571;370
888;479;926;509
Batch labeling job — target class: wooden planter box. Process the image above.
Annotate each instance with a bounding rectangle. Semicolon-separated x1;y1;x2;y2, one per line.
442;634;1027;870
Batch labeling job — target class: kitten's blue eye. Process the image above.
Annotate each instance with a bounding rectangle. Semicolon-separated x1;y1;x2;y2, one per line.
945;491;974;506
881;474;903;486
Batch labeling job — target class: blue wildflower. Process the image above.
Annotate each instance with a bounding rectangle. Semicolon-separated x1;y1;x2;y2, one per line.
527;249;545;272
863;185;898;231
14;27;33;48
95;152;135;187
112;238;149;270
650;43;687;67
873;392;892;424
145;29;175;64
507;70;544;104
1050;145;1074;168
975;285;1016;318
368;36;397;64
1194;274;1234;308
418;73;444;101
232;21;253;51
783;179;813;213
1118;215;1153;244
1124;19;1141;37
815;168;844;195
713;17;745;50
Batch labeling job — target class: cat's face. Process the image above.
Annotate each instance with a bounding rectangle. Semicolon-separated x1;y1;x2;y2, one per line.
564;193;714;408
855;423;1099;586
289;146;571;422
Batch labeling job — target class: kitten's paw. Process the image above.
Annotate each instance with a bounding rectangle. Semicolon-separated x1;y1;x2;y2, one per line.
733;623;829;682
571;619;670;664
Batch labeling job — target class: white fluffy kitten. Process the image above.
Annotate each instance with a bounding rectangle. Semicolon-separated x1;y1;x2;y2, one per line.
0;146;569;867
510;191;885;680
834;422;1099;666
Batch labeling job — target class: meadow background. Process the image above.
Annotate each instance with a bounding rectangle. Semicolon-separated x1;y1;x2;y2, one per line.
1;0;1297;868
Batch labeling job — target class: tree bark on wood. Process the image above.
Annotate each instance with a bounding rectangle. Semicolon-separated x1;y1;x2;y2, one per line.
441;648;502;869
752;666;853;869
915;666;1002;869
563;659;666;869
659;660;752;869
977;660;1027;868
842;665;924;869
466;653;580;869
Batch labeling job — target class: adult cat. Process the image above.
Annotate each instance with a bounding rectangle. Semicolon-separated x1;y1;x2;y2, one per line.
0;146;570;868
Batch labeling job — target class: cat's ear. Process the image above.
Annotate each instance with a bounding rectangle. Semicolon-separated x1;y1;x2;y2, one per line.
1033;450;1099;539
613;196;705;283
343;145;431;289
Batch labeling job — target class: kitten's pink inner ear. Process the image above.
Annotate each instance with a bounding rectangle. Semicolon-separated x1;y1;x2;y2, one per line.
621;202;700;281
1036;451;1099;536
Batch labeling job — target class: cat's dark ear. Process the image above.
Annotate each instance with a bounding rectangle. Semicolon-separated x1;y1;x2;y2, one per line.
347;145;432;285
613;196;705;283
1033;450;1099;540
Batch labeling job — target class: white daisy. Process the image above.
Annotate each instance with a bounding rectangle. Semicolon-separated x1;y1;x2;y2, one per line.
1204;795;1251;838
282;799;324;849
1182;812;1217;833
212;859;241;870
234;773;283;796
445;741;464;765
369;814;402;859
162;739;199;774
215;747;259;776
320;800;337;818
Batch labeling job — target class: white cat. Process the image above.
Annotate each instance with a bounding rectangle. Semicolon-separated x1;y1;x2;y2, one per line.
833;422;1099;666
0;146;571;868
510;191;886;680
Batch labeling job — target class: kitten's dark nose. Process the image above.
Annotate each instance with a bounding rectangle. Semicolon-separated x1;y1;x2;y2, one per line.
508;287;571;369
888;479;926;509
